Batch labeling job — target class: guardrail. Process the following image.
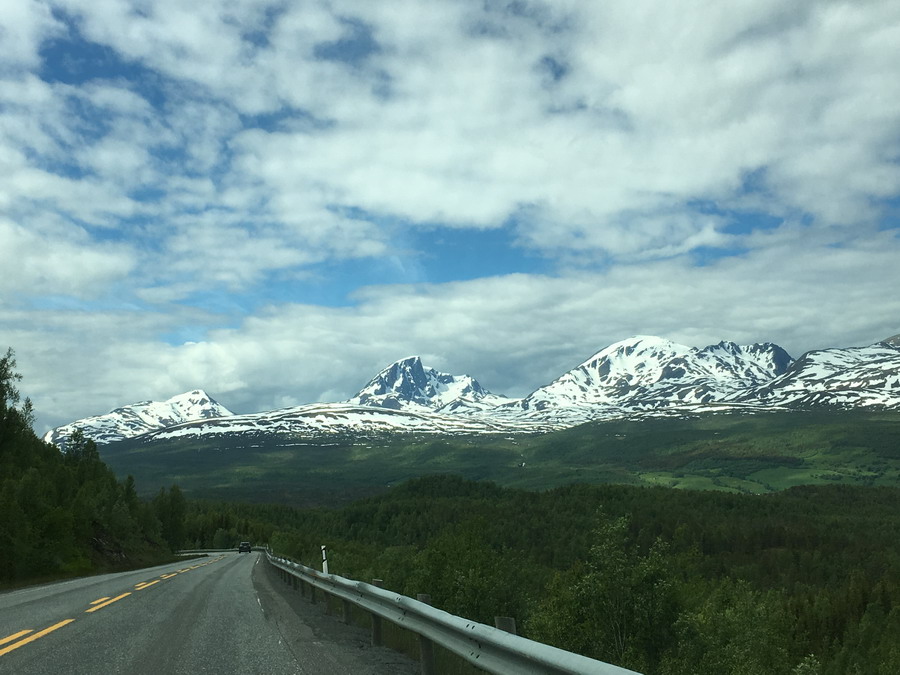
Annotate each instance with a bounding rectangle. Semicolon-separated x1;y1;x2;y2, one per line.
176;548;244;554
266;550;641;675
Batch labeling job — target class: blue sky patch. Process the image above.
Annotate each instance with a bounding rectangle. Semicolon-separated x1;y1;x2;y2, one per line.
313;18;380;67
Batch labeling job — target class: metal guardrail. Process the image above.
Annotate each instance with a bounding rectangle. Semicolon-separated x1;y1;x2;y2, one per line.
176;548;243;554
265;550;641;675
176;546;265;555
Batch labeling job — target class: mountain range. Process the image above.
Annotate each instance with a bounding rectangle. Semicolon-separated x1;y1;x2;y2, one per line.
44;335;900;448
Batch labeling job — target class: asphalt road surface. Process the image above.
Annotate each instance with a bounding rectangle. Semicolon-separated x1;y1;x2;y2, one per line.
0;552;417;674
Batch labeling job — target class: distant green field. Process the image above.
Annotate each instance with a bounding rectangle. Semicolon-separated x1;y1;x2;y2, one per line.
98;409;900;506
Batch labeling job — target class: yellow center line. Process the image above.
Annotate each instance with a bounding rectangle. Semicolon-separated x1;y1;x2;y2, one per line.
0;620;74;657
90;597;110;605
1;630;33;647
136;580;161;589
160;573;178;579
85;592;131;613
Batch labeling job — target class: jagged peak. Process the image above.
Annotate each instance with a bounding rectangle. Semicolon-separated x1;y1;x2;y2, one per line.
348;356;496;411
365;357;434;393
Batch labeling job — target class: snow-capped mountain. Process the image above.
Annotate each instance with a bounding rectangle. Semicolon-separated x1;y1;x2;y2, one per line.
44;335;900;448
43;390;233;449
490;336;794;425
730;342;900;409
346;356;510;413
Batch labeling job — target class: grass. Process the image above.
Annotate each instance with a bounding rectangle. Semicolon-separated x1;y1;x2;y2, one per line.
98;409;900;506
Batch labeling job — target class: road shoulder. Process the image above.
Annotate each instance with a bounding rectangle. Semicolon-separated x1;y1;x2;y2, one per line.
252;555;418;675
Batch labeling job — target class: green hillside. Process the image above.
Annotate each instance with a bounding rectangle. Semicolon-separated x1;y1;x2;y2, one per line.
99;409;900;505
0;349;179;588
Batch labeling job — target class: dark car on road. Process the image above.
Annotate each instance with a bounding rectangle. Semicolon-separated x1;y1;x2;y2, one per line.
238;541;252;553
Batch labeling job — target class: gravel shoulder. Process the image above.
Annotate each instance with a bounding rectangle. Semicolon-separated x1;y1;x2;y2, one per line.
252;555;418;675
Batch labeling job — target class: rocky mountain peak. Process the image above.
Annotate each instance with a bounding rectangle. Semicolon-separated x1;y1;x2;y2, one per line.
347;356;499;412
509;336;796;415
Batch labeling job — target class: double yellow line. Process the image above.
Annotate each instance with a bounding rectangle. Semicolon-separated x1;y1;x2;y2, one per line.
0;555;225;658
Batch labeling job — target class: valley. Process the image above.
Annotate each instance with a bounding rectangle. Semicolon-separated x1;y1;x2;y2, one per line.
99;409;900;506
47;333;900;506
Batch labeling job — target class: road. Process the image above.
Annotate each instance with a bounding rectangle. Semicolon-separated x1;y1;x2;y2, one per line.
0;552;416;674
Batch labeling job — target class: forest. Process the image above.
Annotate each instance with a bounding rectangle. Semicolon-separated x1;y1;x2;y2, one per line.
182;475;900;675
4;347;900;674
0;349;182;585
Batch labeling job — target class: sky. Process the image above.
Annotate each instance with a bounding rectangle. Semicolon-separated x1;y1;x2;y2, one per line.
2;0;899;435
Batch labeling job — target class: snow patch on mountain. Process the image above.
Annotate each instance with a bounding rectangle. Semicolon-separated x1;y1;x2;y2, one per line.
730;342;900;409
141;402;550;442
43;389;233;449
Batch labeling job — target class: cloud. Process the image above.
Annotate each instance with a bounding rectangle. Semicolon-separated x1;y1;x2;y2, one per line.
2;1;899;436
0;0;63;70
220;0;900;261
0;216;135;299
7;0;898;279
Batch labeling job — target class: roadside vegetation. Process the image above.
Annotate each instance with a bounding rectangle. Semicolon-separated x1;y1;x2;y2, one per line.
0;349;183;588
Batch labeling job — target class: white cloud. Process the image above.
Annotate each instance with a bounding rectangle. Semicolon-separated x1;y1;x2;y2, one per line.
2;1;900;436
0;0;63;70
216;0;900;262
5;0;896;276
0;216;135;298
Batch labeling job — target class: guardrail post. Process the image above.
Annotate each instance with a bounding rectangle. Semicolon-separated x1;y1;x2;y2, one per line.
417;594;435;675
342;598;352;624
371;579;384;646
495;616;518;635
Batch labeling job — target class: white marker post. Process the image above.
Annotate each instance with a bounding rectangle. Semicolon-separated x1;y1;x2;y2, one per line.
321;545;328;574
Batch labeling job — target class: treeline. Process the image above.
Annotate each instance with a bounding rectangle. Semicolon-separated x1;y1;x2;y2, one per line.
0;349;183;587
218;474;899;675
